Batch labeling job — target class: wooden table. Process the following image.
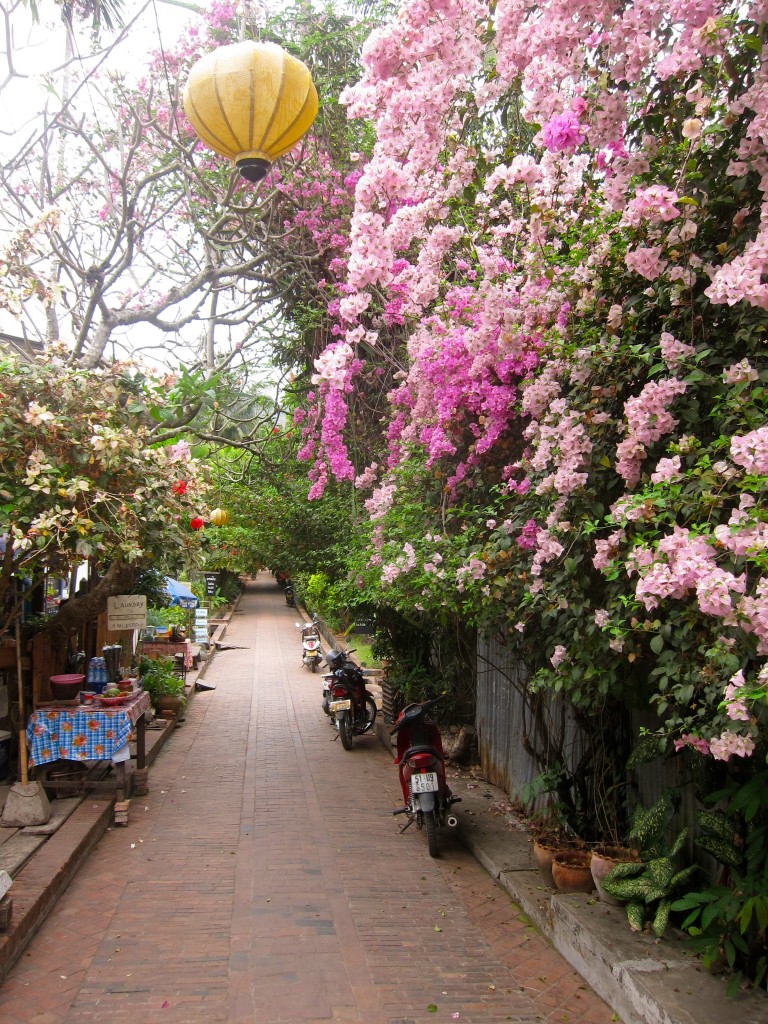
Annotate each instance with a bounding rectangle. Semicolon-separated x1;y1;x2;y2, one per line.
26;691;151;802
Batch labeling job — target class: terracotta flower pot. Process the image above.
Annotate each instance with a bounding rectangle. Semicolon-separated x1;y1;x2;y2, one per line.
155;694;184;716
590;845;640;905
551;849;595;894
532;838;559;887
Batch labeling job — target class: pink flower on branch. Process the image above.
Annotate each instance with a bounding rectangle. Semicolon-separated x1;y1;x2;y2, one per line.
673;733;711;755
550;644;568;668
730;426;768;475
540;110;586;153
616;378;687;487
624;246;668;281
621;185;681;226
709;730;756;761
659;331;695;370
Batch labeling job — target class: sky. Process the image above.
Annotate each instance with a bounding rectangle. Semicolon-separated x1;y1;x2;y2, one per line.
0;0;196;163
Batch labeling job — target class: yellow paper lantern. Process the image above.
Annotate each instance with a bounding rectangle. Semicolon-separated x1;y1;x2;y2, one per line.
182;40;319;182
210;508;230;527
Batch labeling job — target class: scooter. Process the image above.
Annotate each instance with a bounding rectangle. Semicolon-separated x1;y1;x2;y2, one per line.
284;583;295;607
391;694;460;858
296;618;323;672
322;646;377;750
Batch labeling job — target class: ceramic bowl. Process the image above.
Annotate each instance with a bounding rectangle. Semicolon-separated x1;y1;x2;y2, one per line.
50;674;86;700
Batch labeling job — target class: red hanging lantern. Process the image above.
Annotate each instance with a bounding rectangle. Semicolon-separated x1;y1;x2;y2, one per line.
190;516;204;531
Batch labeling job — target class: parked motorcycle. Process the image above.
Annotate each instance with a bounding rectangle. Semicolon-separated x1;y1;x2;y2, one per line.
296;618;323;672
391;694;460;858
284;583;295;607
322;647;377;750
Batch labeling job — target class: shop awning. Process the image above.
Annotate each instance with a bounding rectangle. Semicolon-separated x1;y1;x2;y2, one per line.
164;578;199;609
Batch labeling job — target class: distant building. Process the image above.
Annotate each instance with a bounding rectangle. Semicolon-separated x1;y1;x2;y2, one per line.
0;331;44;361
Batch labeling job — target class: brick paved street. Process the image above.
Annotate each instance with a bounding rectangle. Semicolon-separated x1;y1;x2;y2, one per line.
0;576;616;1024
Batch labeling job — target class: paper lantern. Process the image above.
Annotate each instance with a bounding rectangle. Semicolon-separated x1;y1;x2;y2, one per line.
210;508;230;527
182;40;319;183
190;516;204;531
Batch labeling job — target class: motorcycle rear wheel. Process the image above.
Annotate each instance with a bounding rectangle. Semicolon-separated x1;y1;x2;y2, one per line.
424;810;438;858
355;695;377;734
338;712;353;750
310;659;318;672
364;695;377;729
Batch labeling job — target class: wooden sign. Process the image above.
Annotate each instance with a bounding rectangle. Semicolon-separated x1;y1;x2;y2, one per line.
107;595;147;632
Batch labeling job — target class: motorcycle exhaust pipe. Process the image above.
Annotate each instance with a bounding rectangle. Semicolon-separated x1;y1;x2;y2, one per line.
446;815;459;828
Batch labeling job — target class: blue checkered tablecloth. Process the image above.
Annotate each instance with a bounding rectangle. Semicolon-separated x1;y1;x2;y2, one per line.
26;691;151;768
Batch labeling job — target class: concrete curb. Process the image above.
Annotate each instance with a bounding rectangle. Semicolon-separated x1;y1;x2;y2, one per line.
374;719;767;1024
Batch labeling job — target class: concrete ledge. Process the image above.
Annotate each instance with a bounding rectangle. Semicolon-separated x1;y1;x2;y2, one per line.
0;795;113;982
452;769;768;1024
0;714;178;981
544;892;767;1024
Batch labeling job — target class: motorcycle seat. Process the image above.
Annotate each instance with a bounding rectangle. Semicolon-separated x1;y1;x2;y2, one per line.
401;743;440;761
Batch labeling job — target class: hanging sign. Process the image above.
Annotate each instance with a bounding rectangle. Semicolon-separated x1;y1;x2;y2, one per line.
204;572;219;597
107;595;147;631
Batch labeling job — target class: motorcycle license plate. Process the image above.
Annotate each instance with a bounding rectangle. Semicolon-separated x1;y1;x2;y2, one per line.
411;772;439;794
330;699;351;712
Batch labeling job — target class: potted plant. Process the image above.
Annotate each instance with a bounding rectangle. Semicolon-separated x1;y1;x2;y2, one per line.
590;843;641;905
531;824;583;886
523;772;586;887
136;656;187;715
552;848;595;893
600;791;697;937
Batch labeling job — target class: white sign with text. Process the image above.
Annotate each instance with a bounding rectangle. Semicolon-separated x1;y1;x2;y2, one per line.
107;594;147;631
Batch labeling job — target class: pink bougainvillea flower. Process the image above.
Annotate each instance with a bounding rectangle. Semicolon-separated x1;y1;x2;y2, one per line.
540;110;586;153
624;246;668;281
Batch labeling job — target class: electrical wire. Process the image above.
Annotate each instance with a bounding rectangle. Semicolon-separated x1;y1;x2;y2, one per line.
61;7;109;143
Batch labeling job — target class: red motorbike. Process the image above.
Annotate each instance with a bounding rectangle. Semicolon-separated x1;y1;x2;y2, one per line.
323;647;377;750
391;694;460;857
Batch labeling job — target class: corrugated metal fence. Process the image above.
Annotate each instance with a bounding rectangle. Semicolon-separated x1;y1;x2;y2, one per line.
476;635;582;810
476;635;697;847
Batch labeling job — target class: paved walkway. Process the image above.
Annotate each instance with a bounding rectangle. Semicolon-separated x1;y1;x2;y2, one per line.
0;576;615;1024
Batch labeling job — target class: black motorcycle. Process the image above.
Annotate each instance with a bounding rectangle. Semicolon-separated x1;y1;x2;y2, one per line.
322;647;377;750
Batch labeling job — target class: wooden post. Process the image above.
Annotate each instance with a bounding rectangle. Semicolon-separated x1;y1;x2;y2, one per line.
16;623;27;785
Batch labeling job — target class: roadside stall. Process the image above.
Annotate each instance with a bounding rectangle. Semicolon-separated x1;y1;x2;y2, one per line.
26;689;151;805
138;578;199;678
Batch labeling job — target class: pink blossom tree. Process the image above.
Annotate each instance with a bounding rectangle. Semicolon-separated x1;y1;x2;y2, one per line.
298;0;768;793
